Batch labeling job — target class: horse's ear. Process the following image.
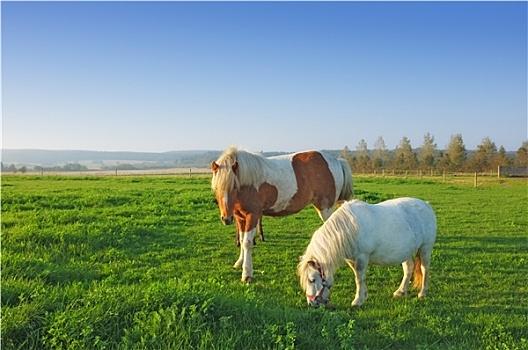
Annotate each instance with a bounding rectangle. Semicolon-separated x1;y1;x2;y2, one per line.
211;161;219;172
231;161;238;174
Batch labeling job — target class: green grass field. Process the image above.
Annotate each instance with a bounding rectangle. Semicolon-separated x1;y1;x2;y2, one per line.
2;174;527;349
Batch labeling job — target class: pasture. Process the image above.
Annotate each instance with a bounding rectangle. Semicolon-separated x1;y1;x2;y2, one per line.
2;174;526;349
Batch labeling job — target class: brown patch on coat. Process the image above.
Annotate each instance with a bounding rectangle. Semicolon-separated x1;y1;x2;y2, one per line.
270;151;336;216
231;151;336;232
234;183;278;231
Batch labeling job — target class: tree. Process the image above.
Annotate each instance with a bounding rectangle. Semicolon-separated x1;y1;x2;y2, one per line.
7;164;17;173
494;146;512;168
515;141;528;167
339;145;353;164
394;136;417;171
372;136;390;170
468;137;497;172
339;145;354;171
436;150;449;171
445;134;467;171
354;139;371;173
419;133;437;171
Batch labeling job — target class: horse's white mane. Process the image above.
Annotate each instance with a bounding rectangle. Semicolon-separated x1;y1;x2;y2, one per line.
211;146;272;193
297;201;361;290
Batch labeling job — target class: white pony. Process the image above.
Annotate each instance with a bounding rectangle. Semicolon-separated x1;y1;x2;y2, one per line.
298;197;436;307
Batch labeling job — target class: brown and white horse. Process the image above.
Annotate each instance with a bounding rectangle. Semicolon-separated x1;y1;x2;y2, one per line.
211;146;354;282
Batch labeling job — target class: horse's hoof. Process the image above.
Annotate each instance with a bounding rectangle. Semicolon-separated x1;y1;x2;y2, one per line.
242;276;252;283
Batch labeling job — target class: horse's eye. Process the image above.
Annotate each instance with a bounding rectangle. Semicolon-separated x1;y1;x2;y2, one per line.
309;279;315;283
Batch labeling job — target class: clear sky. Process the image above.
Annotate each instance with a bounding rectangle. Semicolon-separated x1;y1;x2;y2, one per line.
2;1;527;153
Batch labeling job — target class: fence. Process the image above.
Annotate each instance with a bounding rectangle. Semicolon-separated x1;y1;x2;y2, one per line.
352;169;527;188
498;166;528;178
6;167;213;177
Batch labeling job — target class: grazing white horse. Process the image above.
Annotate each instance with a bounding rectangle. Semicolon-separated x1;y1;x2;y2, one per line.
298;198;436;307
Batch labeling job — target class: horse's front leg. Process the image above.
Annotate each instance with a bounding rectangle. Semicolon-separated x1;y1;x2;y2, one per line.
233;218;245;269
393;258;414;298
241;227;256;283
239;219;260;246
240;215;260;283
349;255;368;306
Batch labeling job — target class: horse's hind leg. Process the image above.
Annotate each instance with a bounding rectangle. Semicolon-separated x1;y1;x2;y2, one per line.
235;226;240;247
316;207;334;222
393;257;414;298
257;219;264;242
416;248;432;298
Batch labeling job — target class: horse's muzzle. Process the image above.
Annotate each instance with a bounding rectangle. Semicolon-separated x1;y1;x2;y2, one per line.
221;216;234;225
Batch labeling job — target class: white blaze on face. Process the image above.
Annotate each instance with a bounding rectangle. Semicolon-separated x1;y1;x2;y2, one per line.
223;191;229;207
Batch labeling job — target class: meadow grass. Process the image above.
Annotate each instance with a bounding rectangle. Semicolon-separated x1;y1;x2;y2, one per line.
1;174;527;349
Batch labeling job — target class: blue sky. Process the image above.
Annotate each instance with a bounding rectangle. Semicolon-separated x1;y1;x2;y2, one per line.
2;1;527;152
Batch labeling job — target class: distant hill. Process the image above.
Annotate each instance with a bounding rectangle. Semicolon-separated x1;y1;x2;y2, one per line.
1;149;304;170
1;149;222;168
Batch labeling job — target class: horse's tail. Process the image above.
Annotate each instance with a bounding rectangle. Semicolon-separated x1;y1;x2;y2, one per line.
413;254;423;290
338;158;354;201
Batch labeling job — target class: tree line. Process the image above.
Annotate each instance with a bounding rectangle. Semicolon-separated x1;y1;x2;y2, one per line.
339;134;528;174
2;135;527;174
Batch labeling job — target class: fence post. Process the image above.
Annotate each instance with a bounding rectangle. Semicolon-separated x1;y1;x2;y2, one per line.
474;172;477;188
497;165;500;178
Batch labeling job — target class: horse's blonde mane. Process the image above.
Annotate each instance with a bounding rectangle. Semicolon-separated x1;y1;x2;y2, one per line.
297;201;361;290
211;146;272;193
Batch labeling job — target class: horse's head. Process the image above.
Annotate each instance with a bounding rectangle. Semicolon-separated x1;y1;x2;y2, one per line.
211;159;239;226
298;257;333;308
